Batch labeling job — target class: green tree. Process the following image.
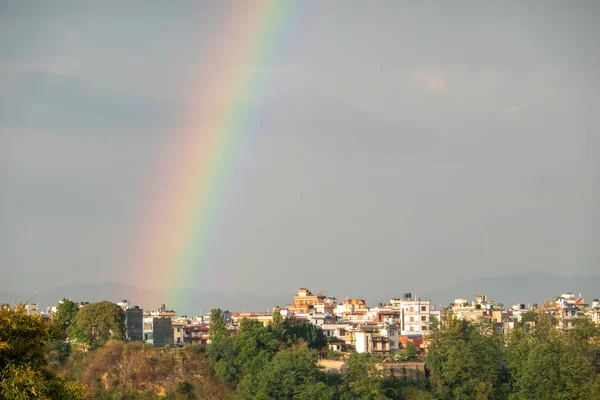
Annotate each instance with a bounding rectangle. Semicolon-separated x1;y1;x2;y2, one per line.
270;308;285;339
252;344;335;400
0;307;83;399
426;318;508;399
340;353;389;400
207;318;282;387
70;301;125;347
209;308;227;344
284;321;327;349
54;299;79;331
518;339;600;399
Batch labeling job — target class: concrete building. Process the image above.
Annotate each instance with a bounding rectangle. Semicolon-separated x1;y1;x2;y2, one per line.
142;304;176;347
125;306;143;341
348;323;398;354
334;298;369;321
184;325;210;345
286;288;327;314
144;317;174;347
394;295;441;337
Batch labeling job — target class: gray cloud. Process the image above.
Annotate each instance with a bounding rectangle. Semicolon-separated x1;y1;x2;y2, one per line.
0;1;598;301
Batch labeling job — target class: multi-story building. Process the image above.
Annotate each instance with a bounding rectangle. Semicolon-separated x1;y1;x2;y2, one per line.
393;295;441;337
553;293;587;330
347;323;398;354
587;299;600;325
334;298;369;321
286;288;327;314
125;306;143;341
143;304;176;347
183;325;210;345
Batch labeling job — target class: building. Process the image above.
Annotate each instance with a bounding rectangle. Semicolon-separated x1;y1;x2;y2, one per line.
183;325;210;345
143;317;174;347
142;304;177;347
286;288;327;314
348;323;398;354
554;293;587;330
231;312;274;327
334;298;369;321
125;306;143;341
394;295;441;337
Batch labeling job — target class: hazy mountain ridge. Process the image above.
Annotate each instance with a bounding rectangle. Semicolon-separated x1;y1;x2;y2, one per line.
2;272;598;315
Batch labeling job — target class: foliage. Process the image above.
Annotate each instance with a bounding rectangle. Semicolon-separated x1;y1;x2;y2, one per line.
55;299;80;331
0;307;83;399
208;308;227;344
58;341;233;399
70;301;125;346
396;341;419;361
251;343;335;399
284;320;327;349
270;308;285;339
426;317;508;399
339;353;389;400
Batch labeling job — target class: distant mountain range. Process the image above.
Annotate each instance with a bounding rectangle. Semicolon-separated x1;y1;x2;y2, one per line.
2;272;598;316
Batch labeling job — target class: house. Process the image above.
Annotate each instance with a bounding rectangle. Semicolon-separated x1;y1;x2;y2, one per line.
347;323;398;354
183;325;210;345
392;294;442;337
286;288;327;314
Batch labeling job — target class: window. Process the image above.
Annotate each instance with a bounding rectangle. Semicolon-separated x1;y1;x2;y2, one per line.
421;306;427;312
422;326;428;331
421;316;427;321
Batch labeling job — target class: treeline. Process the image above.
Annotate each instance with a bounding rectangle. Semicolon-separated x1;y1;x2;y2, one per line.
426;313;600;399
205;308;427;399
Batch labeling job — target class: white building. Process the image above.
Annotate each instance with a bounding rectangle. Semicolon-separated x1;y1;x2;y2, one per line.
392;297;441;336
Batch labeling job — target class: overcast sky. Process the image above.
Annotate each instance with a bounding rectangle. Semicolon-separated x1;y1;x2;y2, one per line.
1;1;598;298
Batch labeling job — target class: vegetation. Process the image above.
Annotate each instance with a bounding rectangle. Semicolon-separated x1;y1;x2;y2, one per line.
4;301;600;399
0;306;83;399
58;341;232;399
426;314;600;400
69;301;126;347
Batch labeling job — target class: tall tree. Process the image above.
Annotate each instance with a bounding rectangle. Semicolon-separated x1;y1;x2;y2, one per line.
426;318;508;399
54;299;79;332
209;308;227;344
70;301;125;347
270;308;285;339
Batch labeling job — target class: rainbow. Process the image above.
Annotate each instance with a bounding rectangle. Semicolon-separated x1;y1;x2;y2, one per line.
127;1;295;300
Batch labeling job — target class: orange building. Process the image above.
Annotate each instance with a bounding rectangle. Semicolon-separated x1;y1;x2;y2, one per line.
286;288;326;314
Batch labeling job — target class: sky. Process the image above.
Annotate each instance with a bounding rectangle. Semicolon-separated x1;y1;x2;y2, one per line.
1;1;598;300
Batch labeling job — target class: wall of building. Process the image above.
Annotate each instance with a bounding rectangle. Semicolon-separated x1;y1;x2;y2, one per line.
152;317;174;348
125;307;143;341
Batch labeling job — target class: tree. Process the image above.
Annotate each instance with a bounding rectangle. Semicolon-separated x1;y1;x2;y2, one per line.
0;306;83;399
284;321;327;349
209;308;227;344
270;308;285;339
54;299;79;332
339;353;389;400
426;318;508;399
518;339;600;399
70;301;125;347
252;344;335;400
